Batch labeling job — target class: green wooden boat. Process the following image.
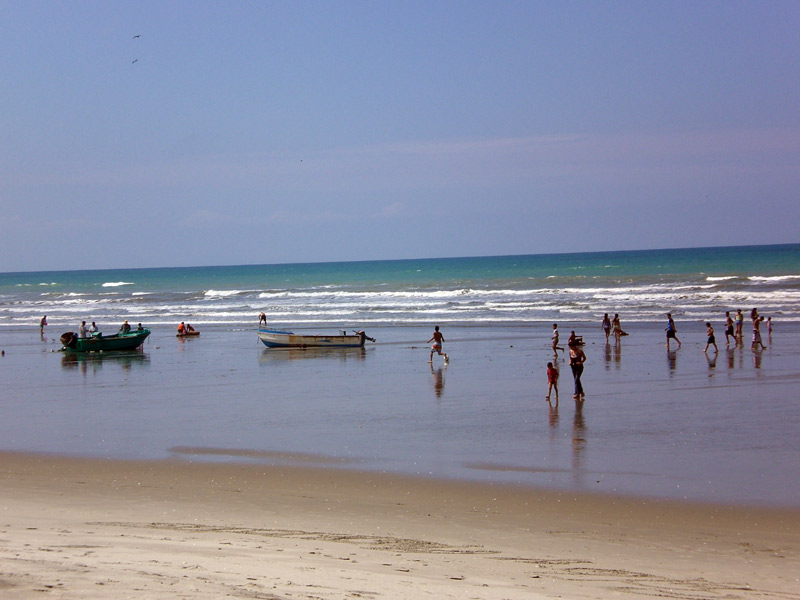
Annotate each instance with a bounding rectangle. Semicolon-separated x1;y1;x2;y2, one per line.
60;329;150;352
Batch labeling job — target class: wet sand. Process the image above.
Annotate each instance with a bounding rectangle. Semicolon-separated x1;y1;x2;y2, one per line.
2;322;800;506
1;452;799;599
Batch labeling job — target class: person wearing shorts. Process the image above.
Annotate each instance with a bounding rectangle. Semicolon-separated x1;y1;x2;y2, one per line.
665;313;681;350
703;322;718;353
428;326;448;363
724;311;735;345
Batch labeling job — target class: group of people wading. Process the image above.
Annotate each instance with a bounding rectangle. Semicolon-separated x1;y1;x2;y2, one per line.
545;308;772;405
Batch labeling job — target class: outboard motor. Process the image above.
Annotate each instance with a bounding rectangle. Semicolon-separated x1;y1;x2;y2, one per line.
60;332;77;349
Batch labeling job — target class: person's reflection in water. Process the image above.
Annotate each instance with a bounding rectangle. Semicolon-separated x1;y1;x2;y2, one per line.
430;364;445;398
705;349;717;375
572;397;587;475
613;342;622;368
726;347;736;369
548;396;559;428
667;349;678;376
604;342;612;370
753;351;763;370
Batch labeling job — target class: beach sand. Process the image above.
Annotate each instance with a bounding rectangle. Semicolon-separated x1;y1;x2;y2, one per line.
1;452;798;599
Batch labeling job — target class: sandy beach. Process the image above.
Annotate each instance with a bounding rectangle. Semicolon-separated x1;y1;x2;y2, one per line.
1;452;798;599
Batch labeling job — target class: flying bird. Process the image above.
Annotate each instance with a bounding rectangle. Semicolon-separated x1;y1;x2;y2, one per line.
133;34;141;39
131;59;138;64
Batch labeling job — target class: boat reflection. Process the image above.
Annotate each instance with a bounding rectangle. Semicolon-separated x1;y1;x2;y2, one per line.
60;349;150;372
259;346;368;364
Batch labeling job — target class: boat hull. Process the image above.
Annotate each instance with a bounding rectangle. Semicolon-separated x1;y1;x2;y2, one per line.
61;329;151;352
257;328;366;348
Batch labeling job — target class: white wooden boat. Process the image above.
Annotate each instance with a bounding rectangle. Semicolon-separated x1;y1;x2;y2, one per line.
257;328;374;349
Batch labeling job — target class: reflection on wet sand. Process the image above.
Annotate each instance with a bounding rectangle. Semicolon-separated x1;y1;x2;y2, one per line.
705;350;717;373
667;349;678;375
572;398;587;477
753;349;764;369
726;347;736;369
430;364;446;398
60;350;150;374
547;399;559;428
258;346;368;364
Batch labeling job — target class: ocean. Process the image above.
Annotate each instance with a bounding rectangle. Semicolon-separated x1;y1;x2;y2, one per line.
2;244;800;329
1;244;799;507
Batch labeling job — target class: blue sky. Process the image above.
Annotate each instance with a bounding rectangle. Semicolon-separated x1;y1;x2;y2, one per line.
2;1;798;272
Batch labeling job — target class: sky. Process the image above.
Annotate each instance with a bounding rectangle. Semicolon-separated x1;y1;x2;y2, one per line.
2;1;799;272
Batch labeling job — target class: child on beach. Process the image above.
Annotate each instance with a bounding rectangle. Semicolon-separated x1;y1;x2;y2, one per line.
703;322;718;353
551;323;563;355
427;325;448;364
546;362;559;402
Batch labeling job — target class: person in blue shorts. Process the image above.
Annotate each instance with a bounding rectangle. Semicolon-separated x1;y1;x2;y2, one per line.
665;313;681;350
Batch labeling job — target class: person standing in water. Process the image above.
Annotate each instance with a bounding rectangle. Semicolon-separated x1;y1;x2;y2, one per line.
427;326;448;364
568;337;586;399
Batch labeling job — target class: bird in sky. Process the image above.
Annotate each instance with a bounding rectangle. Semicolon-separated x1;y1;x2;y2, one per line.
131;59;138;64
132;34;141;39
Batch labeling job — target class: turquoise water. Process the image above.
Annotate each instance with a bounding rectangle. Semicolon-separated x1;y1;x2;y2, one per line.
2;244;799;329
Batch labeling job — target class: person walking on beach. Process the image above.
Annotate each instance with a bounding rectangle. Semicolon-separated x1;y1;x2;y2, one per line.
751;309;767;351
724;312;735;346
428;325;448;364
665;313;681;350
601;313;611;342
703;322;718;353
612;313;627;343
39;315;47;333
546;361;559;403
568;337;586;399
551;323;564;355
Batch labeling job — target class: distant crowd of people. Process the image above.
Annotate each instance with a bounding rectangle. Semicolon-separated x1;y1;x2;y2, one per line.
37;309;773;406
542;308;773;406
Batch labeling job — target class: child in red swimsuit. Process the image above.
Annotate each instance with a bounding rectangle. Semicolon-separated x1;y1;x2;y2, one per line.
546;362;559;402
